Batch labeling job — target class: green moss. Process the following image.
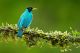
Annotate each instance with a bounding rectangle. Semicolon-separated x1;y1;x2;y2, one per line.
0;23;80;52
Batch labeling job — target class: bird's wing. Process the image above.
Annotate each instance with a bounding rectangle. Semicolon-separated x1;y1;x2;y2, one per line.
17;10;28;29
18;16;25;29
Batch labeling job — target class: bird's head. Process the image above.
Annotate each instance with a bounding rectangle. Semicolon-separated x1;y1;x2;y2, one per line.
27;7;37;12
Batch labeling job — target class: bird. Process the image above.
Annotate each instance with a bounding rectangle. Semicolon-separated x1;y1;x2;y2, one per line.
17;7;37;38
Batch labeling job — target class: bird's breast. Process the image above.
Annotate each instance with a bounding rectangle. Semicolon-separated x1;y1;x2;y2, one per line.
23;13;32;27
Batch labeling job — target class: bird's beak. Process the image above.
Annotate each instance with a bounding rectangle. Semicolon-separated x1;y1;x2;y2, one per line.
33;8;37;10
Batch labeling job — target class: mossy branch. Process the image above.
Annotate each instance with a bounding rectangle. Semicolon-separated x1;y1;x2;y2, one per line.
0;23;80;52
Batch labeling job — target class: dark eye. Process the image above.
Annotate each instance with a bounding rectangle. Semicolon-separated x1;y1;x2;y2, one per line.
27;7;33;12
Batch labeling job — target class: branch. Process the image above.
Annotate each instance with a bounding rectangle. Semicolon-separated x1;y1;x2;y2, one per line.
0;23;80;52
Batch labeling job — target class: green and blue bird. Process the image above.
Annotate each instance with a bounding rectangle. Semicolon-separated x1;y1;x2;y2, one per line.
17;7;37;38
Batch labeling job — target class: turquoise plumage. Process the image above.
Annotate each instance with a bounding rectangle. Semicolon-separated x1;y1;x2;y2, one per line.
17;7;33;38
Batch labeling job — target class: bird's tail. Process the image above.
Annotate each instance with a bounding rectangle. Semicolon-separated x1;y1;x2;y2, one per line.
17;29;23;38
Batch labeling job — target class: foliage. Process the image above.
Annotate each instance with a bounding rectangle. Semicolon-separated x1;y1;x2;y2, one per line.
0;23;80;52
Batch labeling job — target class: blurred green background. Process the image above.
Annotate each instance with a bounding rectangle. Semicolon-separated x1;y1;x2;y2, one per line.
0;0;80;53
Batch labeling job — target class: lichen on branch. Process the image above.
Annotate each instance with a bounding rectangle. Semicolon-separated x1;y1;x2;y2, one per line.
0;23;80;52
